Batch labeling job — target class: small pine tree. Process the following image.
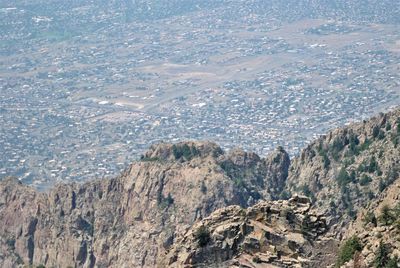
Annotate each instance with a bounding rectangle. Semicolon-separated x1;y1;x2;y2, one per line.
373;125;380;139
194;225;211;247
323;154;330;169
336;236;362;267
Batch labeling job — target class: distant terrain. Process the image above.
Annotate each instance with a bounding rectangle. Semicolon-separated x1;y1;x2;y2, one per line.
0;0;399;187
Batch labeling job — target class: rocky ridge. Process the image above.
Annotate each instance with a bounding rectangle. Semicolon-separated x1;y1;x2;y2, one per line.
0;108;399;267
286;109;400;231
0;141;290;268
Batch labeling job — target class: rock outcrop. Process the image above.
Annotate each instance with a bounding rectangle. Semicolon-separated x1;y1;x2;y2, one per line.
165;195;337;268
0;141;291;268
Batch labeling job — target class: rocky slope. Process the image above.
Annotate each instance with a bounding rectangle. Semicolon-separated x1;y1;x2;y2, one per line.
0;108;399;267
0;141;290;268
165;195;337;268
337;179;400;267
286;109;400;232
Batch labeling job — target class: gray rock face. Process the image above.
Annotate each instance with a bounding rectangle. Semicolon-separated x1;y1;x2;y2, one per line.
0;141;291;268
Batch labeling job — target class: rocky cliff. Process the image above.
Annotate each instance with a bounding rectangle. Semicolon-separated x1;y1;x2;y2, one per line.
0;108;399;268
0;141;290;268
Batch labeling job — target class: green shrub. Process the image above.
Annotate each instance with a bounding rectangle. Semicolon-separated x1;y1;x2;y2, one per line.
367;190;375;200
337;167;352;187
331;138;345;160
280;190;291;200
358;138;372;151
379;179;387;192
378;130;385;140
301;214;312;234
300;184;315;202
348;134;360;155
5;238;15;250
200;181;207;194
379;205;395;226
336;236;362;267
141;156;161;162
368;156;379;173
359;174;372;186
158;193;174;208
373;126;380;139
363;211;377;227
194;225;211;247
172;144;200;160
252;256;262;263
386;257;399;268
323;154;330;169
393;203;400;217
374;241;390;268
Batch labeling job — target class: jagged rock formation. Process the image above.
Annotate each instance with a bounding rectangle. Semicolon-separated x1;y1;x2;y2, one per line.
0;108;399;267
0;141;290;268
165;195;337;268
286;109;400;231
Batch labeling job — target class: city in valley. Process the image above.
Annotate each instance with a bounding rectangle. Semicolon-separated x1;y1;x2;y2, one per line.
0;0;399;188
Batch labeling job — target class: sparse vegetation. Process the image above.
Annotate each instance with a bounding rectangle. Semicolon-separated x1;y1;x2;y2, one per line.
172;144;200;160
140;156;161;162
358;156;380;174
283;208;296;224
336;236;362;267
358;138;372;152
